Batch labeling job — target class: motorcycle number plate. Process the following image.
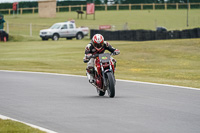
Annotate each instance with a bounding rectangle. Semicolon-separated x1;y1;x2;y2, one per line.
99;53;110;63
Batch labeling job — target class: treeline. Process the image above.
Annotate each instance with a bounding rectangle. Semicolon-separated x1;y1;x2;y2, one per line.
0;0;200;9
0;2;37;9
0;1;86;9
98;0;200;4
122;0;200;4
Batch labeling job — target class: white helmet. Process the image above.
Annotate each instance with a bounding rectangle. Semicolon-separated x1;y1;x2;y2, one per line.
92;34;104;49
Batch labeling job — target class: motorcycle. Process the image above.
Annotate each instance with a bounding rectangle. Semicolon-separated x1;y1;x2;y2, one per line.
86;53;116;98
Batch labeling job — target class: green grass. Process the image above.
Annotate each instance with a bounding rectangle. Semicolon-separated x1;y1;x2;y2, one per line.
0;39;199;88
0;119;46;133
1;9;200;132
116;39;200;88
4;10;200;38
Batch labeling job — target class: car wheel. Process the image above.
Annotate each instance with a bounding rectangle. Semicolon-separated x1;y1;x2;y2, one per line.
76;33;83;40
52;34;59;41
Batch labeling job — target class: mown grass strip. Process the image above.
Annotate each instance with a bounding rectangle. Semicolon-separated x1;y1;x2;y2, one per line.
0;119;46;133
1;9;200;132
4;10;200;38
0;39;199;88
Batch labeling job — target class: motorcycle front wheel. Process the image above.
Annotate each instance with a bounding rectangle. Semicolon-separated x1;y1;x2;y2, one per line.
105;72;115;98
97;89;105;96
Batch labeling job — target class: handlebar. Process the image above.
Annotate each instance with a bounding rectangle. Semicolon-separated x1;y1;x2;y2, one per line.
91;54;99;58
91;53;114;59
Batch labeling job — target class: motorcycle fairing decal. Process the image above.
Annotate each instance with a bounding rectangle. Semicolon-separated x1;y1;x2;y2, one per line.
99;53;110;63
102;56;108;60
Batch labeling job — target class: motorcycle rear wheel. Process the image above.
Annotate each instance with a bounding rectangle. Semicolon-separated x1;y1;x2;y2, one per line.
106;72;115;98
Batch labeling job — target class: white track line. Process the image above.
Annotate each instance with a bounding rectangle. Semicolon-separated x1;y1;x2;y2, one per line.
0;114;57;133
0;69;199;132
0;70;199;91
117;79;200;91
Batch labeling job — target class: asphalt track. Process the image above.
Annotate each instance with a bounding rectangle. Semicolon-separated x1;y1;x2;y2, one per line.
0;70;200;133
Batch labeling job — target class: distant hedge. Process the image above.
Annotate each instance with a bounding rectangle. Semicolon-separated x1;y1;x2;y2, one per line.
57;1;86;6
0;2;37;9
0;1;86;9
123;0;200;4
1;0;200;10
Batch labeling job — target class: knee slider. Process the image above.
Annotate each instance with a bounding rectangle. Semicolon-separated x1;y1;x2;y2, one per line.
86;67;94;74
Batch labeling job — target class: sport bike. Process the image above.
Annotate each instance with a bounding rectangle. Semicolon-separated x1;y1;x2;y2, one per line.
87;53;116;98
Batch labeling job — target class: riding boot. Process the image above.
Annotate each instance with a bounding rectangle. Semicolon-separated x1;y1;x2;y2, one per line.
112;58;117;69
86;67;95;83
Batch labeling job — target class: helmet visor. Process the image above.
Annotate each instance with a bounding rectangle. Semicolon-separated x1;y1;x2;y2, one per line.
93;42;103;49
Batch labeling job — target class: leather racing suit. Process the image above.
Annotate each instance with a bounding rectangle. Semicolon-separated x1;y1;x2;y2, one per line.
83;41;120;82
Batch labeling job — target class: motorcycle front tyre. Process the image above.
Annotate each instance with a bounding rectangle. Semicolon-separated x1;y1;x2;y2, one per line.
97;89;105;96
106;72;115;98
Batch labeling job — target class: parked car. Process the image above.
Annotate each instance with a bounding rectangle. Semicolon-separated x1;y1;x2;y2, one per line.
39;21;89;41
107;0;115;6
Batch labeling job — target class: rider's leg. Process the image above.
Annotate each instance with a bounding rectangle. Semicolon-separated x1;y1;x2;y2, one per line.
111;57;117;69
86;58;95;83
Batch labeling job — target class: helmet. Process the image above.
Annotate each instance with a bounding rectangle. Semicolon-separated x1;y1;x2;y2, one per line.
92;34;104;49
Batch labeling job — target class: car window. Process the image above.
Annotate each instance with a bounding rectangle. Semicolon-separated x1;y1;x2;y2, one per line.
50;24;61;29
69;24;74;29
61;24;68;29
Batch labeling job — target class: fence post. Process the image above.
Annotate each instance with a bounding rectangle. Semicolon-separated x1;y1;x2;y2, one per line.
69;6;71;12
9;9;11;15
153;3;155;10
105;5;107;11
141;4;143;10
129;4;131;10
165;3;167;10
117;4;119;11
176;3;179;10
32;8;35;14
30;23;32;37
20;8;23;14
188;3;190;10
81;5;83;11
57;6;59;12
7;22;9;34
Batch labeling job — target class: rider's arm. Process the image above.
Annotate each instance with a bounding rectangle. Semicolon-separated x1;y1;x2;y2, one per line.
105;41;120;55
85;43;92;55
83;43;92;63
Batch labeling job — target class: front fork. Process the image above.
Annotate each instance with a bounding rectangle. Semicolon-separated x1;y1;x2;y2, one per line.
101;61;114;88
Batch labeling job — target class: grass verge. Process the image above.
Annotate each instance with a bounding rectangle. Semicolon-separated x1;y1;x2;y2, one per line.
0;119;46;133
0;39;199;88
4;10;200;38
1;9;200;133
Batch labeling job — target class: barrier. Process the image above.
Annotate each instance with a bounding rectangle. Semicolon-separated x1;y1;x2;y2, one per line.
90;28;200;41
0;30;9;42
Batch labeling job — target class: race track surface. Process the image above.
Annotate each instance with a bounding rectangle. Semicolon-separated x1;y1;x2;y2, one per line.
0;71;200;133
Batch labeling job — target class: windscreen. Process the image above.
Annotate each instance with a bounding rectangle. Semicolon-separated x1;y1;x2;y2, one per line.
50;24;61;29
99;53;110;63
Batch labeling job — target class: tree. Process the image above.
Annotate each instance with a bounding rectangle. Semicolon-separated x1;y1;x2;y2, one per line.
95;0;103;4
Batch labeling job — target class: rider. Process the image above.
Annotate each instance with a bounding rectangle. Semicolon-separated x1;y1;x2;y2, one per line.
83;34;120;83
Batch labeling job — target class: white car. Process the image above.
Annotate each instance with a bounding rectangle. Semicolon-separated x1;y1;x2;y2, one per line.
107;0;115;6
39;21;89;41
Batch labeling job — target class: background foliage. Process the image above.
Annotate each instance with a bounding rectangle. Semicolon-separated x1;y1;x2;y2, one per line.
1;0;200;10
